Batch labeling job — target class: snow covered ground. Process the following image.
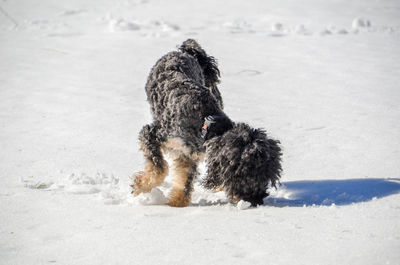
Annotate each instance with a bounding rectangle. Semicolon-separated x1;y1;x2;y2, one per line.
1;0;400;264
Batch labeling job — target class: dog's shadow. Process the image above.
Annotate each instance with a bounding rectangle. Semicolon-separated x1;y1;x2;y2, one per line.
264;178;400;207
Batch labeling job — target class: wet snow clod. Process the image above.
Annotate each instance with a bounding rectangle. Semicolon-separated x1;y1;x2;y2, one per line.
135;188;168;205
237;200;252;210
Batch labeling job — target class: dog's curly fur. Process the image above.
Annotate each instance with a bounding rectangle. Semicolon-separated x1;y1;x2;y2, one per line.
132;39;282;207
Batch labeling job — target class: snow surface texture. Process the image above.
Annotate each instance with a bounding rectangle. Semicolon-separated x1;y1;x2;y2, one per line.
1;0;400;264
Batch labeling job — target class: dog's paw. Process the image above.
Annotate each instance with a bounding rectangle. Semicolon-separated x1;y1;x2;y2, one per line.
167;198;190;207
227;194;240;204
131;171;152;196
167;189;191;207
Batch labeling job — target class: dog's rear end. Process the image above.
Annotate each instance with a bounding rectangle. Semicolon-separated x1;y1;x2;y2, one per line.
203;122;282;206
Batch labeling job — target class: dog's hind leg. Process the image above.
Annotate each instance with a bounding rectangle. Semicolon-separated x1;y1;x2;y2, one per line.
168;155;198;207
132;123;168;196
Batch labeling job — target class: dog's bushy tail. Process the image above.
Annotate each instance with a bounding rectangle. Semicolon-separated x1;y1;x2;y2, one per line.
179;39;220;88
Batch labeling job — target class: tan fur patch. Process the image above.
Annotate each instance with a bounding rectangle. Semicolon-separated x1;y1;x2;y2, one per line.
132;143;168;196
162;138;205;161
228;194;240;204
167;158;193;207
134;138;202;206
215;186;223;192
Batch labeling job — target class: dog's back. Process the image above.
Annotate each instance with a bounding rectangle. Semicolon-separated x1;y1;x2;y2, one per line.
144;40;223;151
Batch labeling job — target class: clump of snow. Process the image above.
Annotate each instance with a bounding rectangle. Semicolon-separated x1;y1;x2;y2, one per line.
33;172;125;199
106;15;180;36
271;22;283;31
135;188;168;205
237;200;252;210
294;24;308;35
109;18;141;31
269;22;287;36
271;22;284;32
67;172;119;186
323;25;350;35
320;29;332;35
150;20;180;32
352;17;371;29
336;28;348;34
222;20;253;33
22;177;54;189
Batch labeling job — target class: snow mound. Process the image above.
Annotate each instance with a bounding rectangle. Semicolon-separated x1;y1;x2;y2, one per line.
62;173;132;204
269;22;287;36
271;22;284;32
222;20;253;33
108;18;141;31
237;200;252;210
217;18;393;37
62;172;119;195
134;188;168;205
22;177;54;190
336;28;349;34
105;15;180;36
23;172;131;205
150;20;180;32
294;24;309;35
352;17;372;29
320;29;332;35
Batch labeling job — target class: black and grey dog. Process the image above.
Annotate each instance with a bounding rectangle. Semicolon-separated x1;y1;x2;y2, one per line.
132;39;282;207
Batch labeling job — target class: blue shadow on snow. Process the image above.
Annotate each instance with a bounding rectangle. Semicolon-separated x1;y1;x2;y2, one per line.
264;178;400;207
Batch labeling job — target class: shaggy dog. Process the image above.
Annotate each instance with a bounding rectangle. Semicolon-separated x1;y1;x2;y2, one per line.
132;39;282;207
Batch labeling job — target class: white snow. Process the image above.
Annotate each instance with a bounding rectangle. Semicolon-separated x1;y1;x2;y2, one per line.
352;17;372;29
135;188;168;206
1;0;400;264
237;200;252;210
